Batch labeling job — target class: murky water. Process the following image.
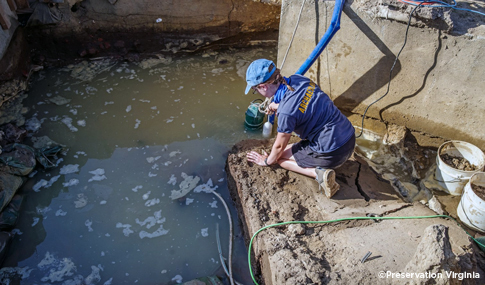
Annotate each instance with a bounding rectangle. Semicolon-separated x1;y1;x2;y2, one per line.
1;47;277;284
355;128;441;202
1;43;451;284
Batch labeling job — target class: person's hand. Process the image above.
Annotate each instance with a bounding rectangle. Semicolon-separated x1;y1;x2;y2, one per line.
265;102;279;115
247;150;269;166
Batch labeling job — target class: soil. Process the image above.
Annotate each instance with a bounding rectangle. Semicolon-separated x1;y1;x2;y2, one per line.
227;137;485;284
472;184;485;201
440;153;478;171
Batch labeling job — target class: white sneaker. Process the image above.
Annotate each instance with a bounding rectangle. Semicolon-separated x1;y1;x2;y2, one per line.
315;167;340;198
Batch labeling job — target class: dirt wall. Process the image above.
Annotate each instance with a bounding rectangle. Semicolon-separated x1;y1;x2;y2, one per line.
0;0;281;80
278;0;485;149
46;0;280;36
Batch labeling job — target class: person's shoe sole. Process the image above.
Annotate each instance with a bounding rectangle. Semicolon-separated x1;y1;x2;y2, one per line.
323;169;339;198
315;168;340;198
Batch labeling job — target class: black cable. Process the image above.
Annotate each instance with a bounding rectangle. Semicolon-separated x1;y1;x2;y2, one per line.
356;3;423;138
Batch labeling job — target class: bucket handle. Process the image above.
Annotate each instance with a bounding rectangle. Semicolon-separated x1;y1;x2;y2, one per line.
433;173;463;183
434;177;463;183
250;99;264;105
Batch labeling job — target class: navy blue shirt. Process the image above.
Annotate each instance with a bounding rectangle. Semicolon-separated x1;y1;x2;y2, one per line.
276;75;354;153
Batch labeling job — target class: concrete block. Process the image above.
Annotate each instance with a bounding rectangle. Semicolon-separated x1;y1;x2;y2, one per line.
278;0;485;149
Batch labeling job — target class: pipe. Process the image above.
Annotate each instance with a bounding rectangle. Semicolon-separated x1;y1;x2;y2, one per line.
210;190;235;285
295;0;346;75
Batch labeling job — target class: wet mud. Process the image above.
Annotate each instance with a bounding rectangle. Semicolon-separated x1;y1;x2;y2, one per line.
472;184;485;201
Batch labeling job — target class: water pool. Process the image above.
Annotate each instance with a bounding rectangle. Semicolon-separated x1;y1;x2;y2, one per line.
1;47;277;284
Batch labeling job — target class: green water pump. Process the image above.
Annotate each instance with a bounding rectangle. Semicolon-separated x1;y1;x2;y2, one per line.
244;99;266;130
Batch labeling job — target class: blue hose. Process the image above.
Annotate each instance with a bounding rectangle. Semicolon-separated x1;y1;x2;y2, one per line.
295;0;485;75
295;0;346;75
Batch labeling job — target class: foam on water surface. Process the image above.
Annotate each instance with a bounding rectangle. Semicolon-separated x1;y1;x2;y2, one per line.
8;47;276;284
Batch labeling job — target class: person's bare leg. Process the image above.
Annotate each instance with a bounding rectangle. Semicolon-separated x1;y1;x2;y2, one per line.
277;144;317;178
277;144;339;198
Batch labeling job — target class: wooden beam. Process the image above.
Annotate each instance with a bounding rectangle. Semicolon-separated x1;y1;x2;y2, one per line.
0;6;12;30
13;0;29;10
7;0;17;12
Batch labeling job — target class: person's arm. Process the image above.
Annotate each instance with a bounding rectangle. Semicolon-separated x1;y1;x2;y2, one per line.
266;132;291;165
246;132;291;166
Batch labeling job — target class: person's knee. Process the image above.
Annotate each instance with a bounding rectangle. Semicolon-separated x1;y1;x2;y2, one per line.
280;148;294;160
276;158;286;166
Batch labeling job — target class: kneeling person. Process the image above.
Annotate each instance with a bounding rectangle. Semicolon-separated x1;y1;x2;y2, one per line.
245;59;355;198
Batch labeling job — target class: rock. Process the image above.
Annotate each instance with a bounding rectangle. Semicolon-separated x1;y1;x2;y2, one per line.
428;196;445;215
404;224;461;285
383;124;407;145
48;95;71;106
0;93;28;127
391;179;420;199
67;59;115;82
0;123;27;146
287;224;305;236
66;0;83;8
31;136;60;149
191;38;204;46
0;143;36;176
138;55;172;69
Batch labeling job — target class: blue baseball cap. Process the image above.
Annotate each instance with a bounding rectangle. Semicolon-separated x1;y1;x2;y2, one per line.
245;59;276;94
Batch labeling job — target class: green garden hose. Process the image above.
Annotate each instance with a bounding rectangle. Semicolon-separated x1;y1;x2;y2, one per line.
247;214;485;285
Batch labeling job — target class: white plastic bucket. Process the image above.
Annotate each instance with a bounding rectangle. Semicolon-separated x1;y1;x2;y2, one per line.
457;172;485;232
435;141;485;195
